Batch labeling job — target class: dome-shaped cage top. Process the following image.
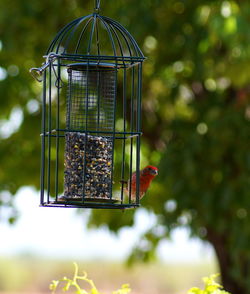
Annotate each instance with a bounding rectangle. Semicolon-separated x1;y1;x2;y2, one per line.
46;13;145;67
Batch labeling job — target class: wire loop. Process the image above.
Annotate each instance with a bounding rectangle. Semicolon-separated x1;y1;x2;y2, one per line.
29;52;64;88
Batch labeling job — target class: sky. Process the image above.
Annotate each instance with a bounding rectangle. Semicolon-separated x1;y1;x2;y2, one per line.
0;186;215;263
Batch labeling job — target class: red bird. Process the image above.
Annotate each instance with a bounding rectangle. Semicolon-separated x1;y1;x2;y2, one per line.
125;165;158;201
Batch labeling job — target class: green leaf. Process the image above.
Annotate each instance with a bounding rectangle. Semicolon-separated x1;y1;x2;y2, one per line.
187;275;231;294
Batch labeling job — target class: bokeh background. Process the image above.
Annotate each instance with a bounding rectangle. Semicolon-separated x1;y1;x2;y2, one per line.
0;0;249;293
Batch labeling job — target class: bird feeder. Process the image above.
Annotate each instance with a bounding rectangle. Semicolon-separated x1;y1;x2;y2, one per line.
30;1;145;209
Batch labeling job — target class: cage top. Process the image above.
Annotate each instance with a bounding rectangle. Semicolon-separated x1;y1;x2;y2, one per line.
46;13;145;66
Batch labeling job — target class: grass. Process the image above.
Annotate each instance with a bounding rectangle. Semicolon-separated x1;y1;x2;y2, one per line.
0;256;217;294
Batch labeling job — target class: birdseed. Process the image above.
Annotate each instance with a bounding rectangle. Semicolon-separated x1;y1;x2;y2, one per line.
64;132;113;200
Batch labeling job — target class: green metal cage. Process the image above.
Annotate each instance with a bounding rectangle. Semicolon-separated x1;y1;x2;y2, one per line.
30;1;145;209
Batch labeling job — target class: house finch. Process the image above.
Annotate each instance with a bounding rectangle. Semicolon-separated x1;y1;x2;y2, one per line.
124;165;158;201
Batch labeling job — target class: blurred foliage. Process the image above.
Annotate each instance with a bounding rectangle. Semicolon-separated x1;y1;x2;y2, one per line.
49;264;226;294
188;274;230;294
0;257;216;293
50;262;131;294
0;0;250;293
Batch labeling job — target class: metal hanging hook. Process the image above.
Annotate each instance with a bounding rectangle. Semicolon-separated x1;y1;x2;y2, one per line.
94;0;101;13
29;52;58;82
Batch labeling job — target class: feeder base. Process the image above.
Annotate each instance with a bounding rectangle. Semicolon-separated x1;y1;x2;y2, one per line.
56;196;119;204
